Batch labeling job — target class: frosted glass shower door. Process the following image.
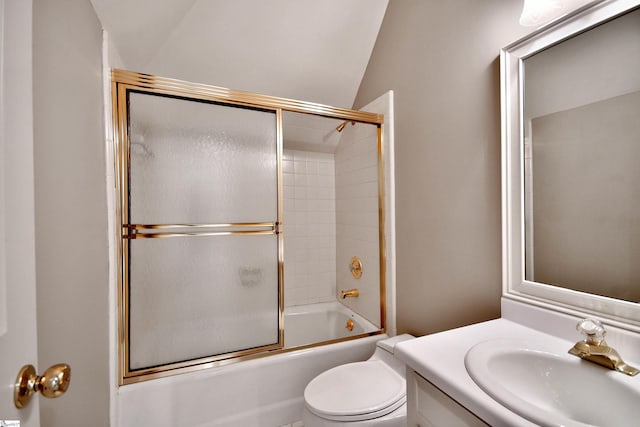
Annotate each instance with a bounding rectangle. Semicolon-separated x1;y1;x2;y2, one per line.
123;92;281;373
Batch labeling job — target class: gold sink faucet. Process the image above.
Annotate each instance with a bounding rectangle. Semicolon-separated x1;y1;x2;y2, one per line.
568;318;639;376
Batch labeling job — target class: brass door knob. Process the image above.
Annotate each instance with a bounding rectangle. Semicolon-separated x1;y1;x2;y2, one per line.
14;363;71;408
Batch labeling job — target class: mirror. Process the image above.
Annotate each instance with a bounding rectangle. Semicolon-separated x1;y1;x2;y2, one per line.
523;6;640;302
502;0;640;329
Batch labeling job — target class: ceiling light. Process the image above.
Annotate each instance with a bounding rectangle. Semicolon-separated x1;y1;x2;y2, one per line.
519;0;563;26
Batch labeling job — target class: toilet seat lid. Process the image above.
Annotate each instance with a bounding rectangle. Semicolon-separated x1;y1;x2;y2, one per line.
304;360;406;422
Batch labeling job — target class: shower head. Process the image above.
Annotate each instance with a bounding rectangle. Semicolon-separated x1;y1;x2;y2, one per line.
336;121;355;132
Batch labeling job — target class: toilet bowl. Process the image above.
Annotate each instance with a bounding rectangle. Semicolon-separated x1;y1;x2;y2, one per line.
302;334;414;427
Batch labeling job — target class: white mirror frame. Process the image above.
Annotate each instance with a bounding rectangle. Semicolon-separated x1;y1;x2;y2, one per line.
501;0;640;332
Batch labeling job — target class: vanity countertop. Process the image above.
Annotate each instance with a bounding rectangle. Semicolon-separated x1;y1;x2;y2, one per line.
395;317;575;427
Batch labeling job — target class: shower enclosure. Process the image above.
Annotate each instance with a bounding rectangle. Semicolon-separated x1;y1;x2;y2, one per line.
112;70;386;384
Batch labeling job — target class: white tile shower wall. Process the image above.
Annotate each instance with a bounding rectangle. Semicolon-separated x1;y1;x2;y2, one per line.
283;150;336;307
335;123;381;327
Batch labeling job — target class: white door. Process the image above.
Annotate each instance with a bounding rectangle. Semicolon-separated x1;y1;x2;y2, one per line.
0;0;40;425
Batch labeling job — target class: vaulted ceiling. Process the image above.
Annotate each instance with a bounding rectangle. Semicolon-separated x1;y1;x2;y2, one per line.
91;0;389;110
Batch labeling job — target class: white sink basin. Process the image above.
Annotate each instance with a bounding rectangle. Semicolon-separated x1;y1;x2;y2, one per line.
465;339;640;427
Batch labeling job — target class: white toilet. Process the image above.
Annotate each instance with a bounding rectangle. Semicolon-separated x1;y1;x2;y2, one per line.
302;334;414;427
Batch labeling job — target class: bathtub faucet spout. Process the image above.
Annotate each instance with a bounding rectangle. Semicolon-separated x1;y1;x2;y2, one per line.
340;288;359;299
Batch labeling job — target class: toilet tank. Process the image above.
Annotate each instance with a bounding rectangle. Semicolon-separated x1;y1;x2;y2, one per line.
376;334;414;353
371;334;415;375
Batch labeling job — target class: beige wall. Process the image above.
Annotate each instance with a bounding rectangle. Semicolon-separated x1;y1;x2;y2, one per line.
354;0;529;335
33;0;109;425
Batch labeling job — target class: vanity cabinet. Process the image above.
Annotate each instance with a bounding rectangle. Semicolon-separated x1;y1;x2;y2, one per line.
406;369;488;427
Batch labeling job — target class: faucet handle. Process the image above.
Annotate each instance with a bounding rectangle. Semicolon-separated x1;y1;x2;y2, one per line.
577;318;606;345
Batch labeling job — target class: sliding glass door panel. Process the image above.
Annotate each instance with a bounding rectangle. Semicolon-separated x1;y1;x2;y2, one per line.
127;92;278;225
128;234;280;370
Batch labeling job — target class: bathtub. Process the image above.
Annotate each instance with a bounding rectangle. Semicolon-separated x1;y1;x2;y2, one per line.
117;302;384;427
284;301;380;348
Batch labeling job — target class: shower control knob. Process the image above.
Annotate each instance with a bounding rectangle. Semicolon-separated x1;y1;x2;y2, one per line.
350;256;363;279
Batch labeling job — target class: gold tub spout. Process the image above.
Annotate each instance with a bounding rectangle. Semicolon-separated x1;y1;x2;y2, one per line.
340;288;359;299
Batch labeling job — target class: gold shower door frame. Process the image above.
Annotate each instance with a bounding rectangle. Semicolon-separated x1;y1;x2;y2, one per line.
112;69;386;384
